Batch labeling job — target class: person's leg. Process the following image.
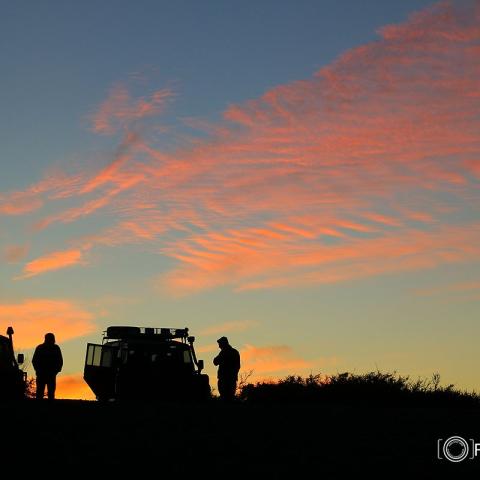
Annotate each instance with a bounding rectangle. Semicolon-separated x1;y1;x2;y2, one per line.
36;375;46;400
218;377;236;401
226;379;237;401
46;375;56;400
218;377;225;399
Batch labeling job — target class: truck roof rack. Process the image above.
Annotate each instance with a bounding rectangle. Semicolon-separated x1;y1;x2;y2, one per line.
104;326;189;341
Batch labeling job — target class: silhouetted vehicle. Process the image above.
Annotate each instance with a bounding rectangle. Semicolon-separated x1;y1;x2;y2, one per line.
84;326;210;401
0;327;26;400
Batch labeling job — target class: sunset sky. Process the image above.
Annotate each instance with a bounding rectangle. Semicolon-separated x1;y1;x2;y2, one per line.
1;0;479;399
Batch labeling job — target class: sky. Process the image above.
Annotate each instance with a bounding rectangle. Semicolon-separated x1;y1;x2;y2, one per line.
1;0;479;399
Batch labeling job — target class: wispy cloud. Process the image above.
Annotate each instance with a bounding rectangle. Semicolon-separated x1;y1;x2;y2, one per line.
158;223;480;294
152;1;480;294
0;298;95;348
3;1;480;293
240;344;312;375
0;171;84;217
18;249;85;279
90;84;174;135
80;131;143;195
0;194;43;215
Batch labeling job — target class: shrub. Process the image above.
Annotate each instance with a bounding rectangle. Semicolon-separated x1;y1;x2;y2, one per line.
238;371;480;407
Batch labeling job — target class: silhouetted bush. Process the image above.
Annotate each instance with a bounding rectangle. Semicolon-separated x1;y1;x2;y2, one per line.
239;371;480;407
25;376;36;399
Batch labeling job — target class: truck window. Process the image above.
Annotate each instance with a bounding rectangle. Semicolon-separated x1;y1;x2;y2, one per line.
86;344;113;367
86;344;96;365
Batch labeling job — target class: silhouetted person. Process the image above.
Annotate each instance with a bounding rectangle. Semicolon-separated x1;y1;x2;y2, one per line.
32;333;63;400
213;336;240;402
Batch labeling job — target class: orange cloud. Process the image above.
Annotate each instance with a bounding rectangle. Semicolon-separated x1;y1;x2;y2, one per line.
0;171;85;216
0;298;95;349
91;84;174;135
159;222;480;294
147;1;480;294
80;131;143;194
18;249;84;279
56;373;95;400
0;195;43;215
3;1;480;294
240;344;312;375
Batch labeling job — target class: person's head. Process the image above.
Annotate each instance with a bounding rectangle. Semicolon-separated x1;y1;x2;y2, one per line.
217;336;229;349
44;333;56;344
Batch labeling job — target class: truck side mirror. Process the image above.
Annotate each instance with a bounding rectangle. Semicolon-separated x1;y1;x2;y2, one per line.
17;353;24;364
198;359;204;372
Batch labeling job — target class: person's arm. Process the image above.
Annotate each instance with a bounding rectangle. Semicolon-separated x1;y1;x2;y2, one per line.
237;350;241;370
213;350;223;366
32;347;39;372
234;349;241;372
56;345;63;373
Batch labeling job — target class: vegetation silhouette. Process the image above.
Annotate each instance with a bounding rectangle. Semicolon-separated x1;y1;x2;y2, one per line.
239;370;480;407
3;368;480;475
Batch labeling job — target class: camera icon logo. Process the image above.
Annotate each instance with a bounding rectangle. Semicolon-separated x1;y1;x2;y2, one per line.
437;436;474;462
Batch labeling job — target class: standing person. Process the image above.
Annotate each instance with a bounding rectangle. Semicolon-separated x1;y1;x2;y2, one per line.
32;333;63;400
213;336;240;402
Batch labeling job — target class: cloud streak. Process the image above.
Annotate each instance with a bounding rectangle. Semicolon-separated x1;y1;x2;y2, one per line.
240;344;312;375
18;249;85;279
159;222;480;294
91;84;174;135
3;1;480;295
0;298;95;348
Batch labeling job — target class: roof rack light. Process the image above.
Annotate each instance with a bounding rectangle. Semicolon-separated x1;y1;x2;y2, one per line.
105;326;190;340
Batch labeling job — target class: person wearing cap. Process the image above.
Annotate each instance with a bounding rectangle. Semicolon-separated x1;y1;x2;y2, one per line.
213;336;241;402
32;333;63;400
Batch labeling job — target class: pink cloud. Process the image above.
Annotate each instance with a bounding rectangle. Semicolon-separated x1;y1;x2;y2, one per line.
0;171;85;217
149;1;480;294
158;222;480;294
80;131;143;195
91;84;174;135
0;194;43;215
3;1;480;293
